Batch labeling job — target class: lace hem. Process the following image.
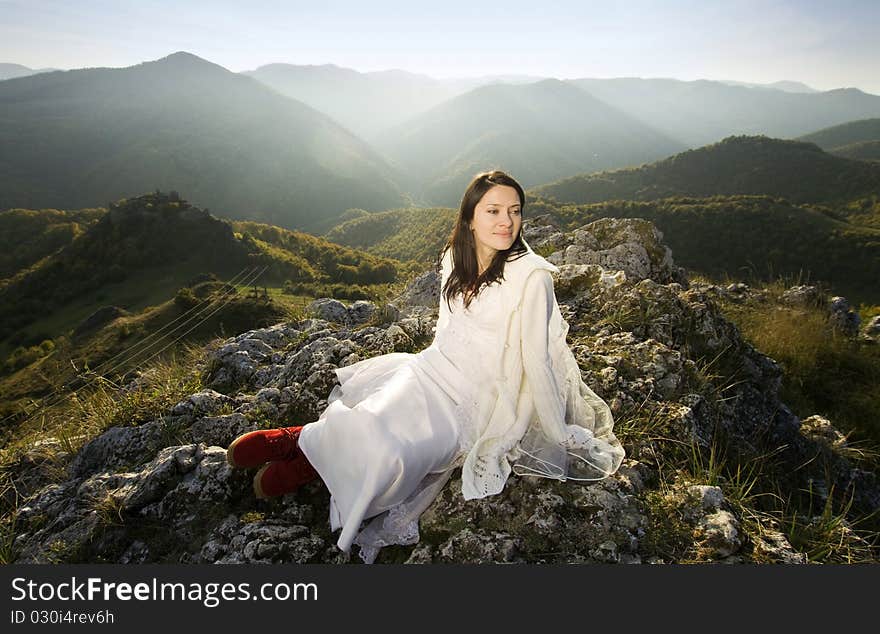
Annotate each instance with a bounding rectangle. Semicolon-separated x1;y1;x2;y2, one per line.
351;469;456;564
353;503;421;564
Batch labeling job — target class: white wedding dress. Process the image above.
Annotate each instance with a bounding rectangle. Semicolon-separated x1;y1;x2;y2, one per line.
298;250;623;563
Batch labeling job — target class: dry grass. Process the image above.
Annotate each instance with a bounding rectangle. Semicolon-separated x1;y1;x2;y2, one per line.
0;345;206;564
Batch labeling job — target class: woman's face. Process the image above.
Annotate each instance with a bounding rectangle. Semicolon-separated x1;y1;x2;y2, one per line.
469;185;522;263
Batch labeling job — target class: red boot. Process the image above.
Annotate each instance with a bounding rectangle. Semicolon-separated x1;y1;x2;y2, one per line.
253;454;321;499
226;426;304;469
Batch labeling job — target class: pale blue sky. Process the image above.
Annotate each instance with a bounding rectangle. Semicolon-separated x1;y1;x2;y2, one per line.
2;0;878;93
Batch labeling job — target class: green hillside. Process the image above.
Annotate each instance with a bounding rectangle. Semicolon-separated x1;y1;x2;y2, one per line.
0;207;104;281
829;140;880;162
322;194;880;306
0;52;407;232
534;195;880;306
530;135;880;207
0;192;405;355
797;118;880;150
0;193;413;427
231;220;402;285
0;192;251;350
322;206;456;262
0;276;290;434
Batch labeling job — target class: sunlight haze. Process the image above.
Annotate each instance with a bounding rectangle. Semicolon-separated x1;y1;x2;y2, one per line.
1;0;878;94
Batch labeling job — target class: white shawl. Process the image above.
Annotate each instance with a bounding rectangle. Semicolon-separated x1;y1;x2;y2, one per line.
439;238;626;500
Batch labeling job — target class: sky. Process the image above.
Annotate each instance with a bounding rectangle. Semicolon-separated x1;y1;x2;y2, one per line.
2;0;879;94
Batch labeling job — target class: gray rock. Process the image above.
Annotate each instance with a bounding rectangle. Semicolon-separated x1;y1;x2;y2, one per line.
780;285;823;308
188;413;254;450
687;485;725;512
390;267;441;312
695;510;742;558
862;315;880;341
436;528;523;563
523;215;568;252
118;445;203;511
800;415;847;449
348;300;377;325
828;296;861;337
205;521;323;564
752;530;807;564
69;420;166;478
306;298;349;323
170;389;232;418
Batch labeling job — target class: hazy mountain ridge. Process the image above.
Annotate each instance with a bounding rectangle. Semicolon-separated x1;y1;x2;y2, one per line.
5;51;879;235
243;63;473;142
0;52;408;232
568;78;880;147
0;63;58;80
719;79;819;93
796;118;880;162
242;63;555;142
371;78;686;206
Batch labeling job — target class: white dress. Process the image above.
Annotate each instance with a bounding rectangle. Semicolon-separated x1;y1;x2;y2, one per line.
298;279;497;563
298;251;623;563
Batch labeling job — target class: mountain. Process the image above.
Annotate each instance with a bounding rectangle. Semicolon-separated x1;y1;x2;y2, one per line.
243;63;476;142
243;64;550;142
796;118;880;161
827;141;880;162
371;78;686;207
0;63;58;81
719;79;819;93
568;78;880;147
529;135;880;207
0;52;408;232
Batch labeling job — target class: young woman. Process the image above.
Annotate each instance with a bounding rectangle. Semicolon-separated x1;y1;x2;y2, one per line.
226;170;625;563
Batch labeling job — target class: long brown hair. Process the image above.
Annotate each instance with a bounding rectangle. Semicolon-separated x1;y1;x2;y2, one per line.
437;170;529;312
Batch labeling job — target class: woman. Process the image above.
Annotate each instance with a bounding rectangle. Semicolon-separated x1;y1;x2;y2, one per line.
226;170;625;563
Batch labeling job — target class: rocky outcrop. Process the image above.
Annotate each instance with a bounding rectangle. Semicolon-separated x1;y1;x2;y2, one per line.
9;218;878;564
306;298;377;326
